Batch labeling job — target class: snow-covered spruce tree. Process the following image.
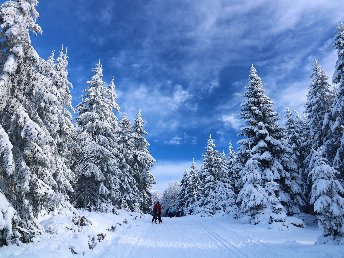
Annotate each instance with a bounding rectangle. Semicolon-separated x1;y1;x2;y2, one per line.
52;49;76;192
228;142;236;176
161;182;181;214
326;23;344;182
30;49;76;213
305;60;334;150
0;0;41;110
179;162;206;216
102;78;132;210
237;158;271;224
131;110;155;213
197;135;220;215
309;149;344;243
236;65;303;224
198;135;235;215
280;123;305;215
117;113;140;212
0;191;26;246
237;123;287;225
218;151;236;214
42;48;75;199
185;159;201;215
0;0;73;242
73;63;119;211
178;169;190;215
284;109;310;212
228;142;240;194
0;128;20;245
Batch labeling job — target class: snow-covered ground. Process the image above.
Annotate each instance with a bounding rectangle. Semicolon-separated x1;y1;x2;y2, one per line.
0;211;343;258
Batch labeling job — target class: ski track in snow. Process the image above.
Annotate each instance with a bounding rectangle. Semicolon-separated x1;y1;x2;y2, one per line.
197;220;243;257
95;216;344;258
1;213;344;258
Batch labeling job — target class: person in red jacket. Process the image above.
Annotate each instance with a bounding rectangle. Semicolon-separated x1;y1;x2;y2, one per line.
152;201;162;224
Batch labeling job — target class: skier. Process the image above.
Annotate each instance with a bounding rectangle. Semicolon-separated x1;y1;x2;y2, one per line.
152;201;162;224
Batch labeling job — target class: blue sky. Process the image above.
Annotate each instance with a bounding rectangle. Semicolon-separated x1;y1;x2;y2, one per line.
27;0;344;191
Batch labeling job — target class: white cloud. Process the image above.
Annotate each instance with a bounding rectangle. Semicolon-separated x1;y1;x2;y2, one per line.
277;80;309;114
165;136;183;145
319;50;337;83
76;0;344;141
221;113;242;130
137;0;344;119
164;133;198;145
173;84;193;105
116;80;197;137
266;40;338;117
201;79;220;94
270;0;343;34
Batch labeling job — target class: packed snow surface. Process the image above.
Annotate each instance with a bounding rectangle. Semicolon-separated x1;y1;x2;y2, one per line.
0;211;343;258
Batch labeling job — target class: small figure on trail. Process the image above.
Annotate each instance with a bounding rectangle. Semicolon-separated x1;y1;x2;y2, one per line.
152;201;162;224
168;207;175;218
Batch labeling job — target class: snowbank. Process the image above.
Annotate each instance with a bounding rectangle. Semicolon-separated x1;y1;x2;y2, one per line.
0;210;143;258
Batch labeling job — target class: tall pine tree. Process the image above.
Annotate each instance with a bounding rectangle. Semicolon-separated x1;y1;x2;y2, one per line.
132;110;155;213
306;60;334;150
0;0;74;242
44;48;75;199
197;135;234;215
117;113;140;212
326;23;344;181
237;65;288;224
309;149;344;243
187;159;201;214
228;142;240;194
178;169;190;214
284;109;310;212
73;63;119;211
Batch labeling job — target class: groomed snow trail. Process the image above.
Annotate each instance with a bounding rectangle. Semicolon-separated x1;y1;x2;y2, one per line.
1;213;344;258
95;215;344;258
99;216;241;258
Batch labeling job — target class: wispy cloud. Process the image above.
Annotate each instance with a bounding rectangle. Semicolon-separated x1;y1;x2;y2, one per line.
136;0;343;136
115;80;197;136
221;113;242;130
34;0;344;191
264;39;338;116
164;133;198;145
37;0;344;149
277;80;309;114
165;136;183;145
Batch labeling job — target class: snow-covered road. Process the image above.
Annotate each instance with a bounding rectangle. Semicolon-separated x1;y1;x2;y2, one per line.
1;212;344;258
96;216;344;258
100;216;244;258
